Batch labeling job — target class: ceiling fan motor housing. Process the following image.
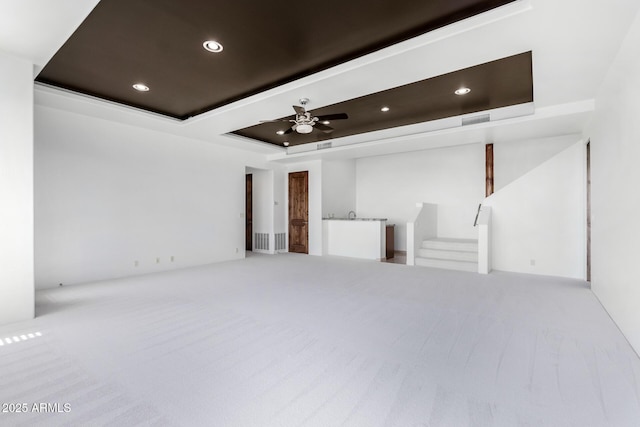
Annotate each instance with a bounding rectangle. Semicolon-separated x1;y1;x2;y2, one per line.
295;123;313;134
293;109;317;133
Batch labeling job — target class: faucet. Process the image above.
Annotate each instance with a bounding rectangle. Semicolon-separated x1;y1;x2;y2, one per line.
348;210;356;219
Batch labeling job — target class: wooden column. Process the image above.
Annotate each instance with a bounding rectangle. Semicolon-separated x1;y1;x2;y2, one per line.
485;143;494;197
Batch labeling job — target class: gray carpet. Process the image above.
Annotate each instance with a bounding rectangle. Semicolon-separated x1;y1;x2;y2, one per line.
1;253;639;426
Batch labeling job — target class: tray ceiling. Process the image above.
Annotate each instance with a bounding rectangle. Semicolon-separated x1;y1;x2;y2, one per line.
233;52;533;147
35;0;517;121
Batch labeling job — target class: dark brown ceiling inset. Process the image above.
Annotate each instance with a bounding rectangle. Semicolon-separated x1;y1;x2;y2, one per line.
36;0;517;120
232;52;533;147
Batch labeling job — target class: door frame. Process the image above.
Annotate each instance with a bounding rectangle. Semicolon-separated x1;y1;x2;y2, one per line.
245;173;252;251
586;140;591;282
288;171;309;254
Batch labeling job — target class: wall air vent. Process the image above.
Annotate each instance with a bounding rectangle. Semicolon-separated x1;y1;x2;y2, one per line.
317;142;332;150
461;114;491;126
254;233;269;251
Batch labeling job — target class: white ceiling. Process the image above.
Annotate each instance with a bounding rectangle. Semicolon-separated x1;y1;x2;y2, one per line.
5;0;640;160
0;0;100;69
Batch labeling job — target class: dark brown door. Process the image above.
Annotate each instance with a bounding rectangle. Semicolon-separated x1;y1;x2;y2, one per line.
586;142;591;282
288;171;309;254
245;174;252;251
485;143;494;197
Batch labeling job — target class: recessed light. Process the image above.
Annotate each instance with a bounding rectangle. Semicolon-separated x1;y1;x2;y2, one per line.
132;83;150;92
203;40;223;53
381;106;390;112
283;142;290;147
455;87;471;95
322;120;330;125
276;130;285;135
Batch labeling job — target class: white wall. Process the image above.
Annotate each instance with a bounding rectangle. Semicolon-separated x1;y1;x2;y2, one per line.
484;141;585;279
494;135;578;191
35;106;259;288
355;136;586;252
322;159;356;218
0;51;34;324
356;143;485;250
587;9;640;354
273;169;286;237
286;161;323;255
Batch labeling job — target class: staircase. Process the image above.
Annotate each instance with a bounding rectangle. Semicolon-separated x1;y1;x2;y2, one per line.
414;238;478;272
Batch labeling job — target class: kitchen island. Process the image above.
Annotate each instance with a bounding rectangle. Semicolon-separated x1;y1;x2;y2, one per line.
322;218;387;260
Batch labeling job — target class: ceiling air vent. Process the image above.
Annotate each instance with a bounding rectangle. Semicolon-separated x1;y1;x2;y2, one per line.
317;142;332;150
461;113;490;126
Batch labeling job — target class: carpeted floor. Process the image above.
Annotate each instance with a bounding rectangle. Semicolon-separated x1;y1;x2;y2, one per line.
1;253;639;426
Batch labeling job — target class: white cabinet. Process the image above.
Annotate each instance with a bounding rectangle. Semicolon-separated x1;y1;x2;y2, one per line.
322;219;386;260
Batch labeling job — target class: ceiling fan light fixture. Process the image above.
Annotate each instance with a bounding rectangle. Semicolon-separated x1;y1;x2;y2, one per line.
203;40;224;53
455;87;471;95
296;124;313;134
132;83;150;92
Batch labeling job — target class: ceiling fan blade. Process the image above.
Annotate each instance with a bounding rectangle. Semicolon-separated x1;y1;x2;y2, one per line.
316;113;348;121
314;122;334;133
283;126;295;134
292;105;306;115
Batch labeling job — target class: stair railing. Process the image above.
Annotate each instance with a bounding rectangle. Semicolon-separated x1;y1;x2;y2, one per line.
473;203;482;227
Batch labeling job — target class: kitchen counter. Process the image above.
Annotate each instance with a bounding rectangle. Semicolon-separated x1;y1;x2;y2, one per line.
322;218;386;260
322;217;387;221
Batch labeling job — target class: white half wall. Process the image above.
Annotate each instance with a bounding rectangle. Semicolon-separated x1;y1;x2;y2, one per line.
587;9;640;354
0;51;34;324
35;106;258;288
483;141;585;279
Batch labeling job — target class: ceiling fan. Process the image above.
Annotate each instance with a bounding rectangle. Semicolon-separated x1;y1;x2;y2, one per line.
261;98;348;135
